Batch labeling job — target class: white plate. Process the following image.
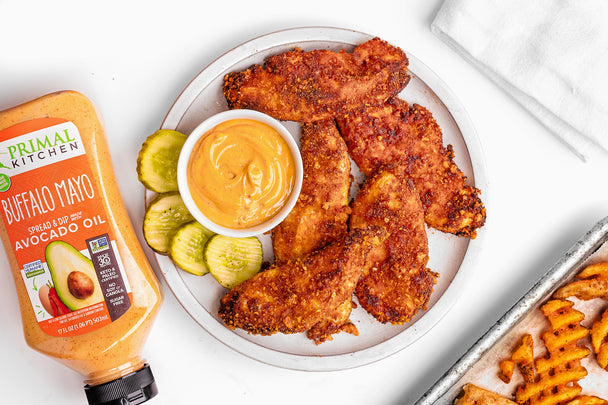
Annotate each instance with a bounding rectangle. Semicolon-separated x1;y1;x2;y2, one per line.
151;26;488;371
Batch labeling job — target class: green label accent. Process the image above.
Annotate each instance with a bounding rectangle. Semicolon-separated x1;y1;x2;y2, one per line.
0;173;10;192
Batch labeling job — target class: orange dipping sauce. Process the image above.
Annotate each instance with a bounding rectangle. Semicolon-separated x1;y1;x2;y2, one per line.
187;118;296;229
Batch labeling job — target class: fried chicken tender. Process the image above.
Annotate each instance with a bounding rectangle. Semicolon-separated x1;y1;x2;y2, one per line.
223;37;410;123
218;226;387;344
336;97;486;238
350;168;437;324
272;120;351;263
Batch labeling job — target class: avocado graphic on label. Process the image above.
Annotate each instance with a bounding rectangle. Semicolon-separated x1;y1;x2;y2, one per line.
45;241;104;311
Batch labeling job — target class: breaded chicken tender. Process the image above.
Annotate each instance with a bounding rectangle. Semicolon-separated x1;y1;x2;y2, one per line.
223;38;410;122
218;227;387;344
272;120;351;263
350;168;437;324
217;36;488;344
336;97;486;238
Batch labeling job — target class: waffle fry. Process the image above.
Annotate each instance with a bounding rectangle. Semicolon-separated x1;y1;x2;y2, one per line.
512;334;535;383
515;300;589;405
500;334;535;384
455;383;517;405
553;263;608;301
591;307;608;369
565;396;608;405
499;360;516;384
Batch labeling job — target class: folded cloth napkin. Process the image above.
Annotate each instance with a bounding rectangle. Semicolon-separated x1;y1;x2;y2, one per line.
432;0;608;161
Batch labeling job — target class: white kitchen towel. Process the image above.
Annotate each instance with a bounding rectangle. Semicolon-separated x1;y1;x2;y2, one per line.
431;0;608;161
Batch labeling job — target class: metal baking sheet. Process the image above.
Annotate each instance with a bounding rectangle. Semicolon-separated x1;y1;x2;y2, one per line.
415;216;608;405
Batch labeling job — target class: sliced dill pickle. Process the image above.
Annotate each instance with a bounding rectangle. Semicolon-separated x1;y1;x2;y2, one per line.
143;192;194;253
169;221;215;276
137;129;187;193
204;235;263;289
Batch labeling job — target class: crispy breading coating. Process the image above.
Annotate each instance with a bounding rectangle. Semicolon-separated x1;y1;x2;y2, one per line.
350;168;437;324
223;38;410;122
272;120;351;263
218;226;386;344
336;97;486;238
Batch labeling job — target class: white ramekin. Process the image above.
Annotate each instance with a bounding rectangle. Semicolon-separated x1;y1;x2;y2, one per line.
177;109;303;238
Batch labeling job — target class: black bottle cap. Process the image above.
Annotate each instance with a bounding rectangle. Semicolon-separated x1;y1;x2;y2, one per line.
84;363;158;405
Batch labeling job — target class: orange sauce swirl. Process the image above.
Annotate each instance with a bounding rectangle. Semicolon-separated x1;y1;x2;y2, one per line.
187;118;296;229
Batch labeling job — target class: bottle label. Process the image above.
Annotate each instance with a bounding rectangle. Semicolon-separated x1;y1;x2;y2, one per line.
0;118;132;337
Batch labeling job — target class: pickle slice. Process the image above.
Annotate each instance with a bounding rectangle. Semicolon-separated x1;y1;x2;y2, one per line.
143;192;194;253
137;129;187;193
169;221;215;276
204;235;263;289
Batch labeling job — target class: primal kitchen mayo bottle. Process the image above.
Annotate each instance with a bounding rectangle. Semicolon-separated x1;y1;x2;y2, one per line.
0;91;162;404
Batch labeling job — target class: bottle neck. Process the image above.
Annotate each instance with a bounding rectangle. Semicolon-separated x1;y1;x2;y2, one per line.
84;356;145;387
84;363;157;405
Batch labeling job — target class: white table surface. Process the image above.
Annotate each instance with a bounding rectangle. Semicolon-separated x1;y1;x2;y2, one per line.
1;1;607;404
